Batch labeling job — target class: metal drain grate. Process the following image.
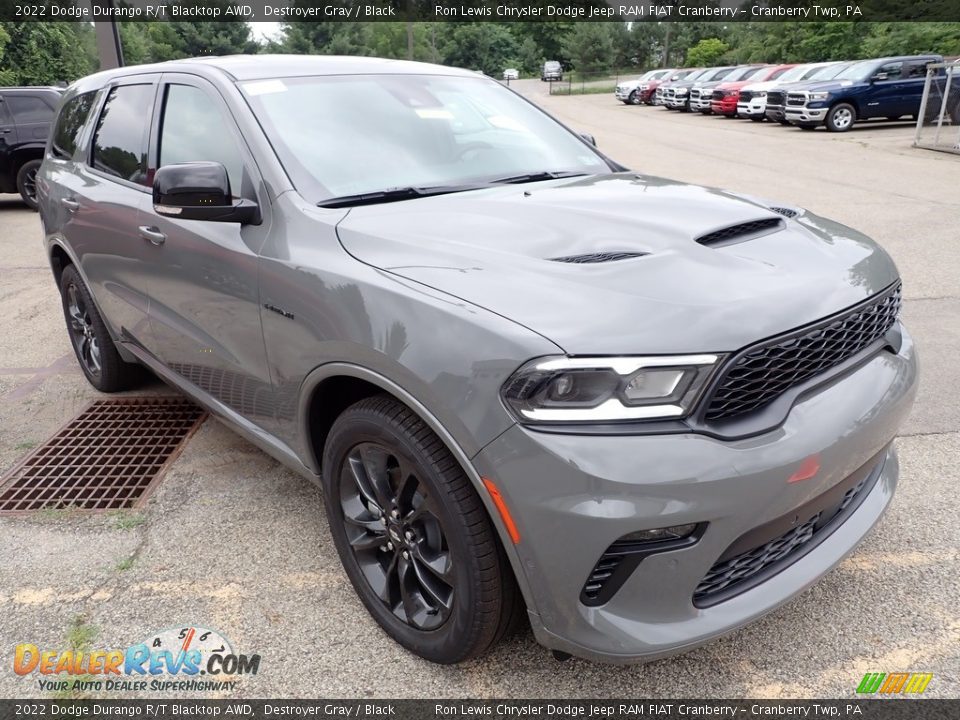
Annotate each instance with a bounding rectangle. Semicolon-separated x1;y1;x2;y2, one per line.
0;397;205;513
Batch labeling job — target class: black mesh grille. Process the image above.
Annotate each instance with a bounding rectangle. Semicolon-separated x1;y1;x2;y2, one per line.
767;91;785;107
550;251;647;264
696;218;783;247
712;90;724;100
739;90;754;102
786;92;806;106
694;474;870;606
704;284;901;422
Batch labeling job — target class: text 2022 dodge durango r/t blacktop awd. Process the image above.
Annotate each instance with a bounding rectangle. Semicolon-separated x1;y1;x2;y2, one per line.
37;56;917;664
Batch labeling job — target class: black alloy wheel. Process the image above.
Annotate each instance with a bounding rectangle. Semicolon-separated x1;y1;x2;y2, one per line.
59;265;145;392
65;280;102;380
339;441;455;630
16;159;42;210
322;395;521;664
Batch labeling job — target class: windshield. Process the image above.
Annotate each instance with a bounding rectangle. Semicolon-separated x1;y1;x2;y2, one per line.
704;67;734;82
724;66;759;82
777;65;811;82
812;62;853;80
683;69;709;82
242;74;611;204
650;69;672;80
832;60;877;81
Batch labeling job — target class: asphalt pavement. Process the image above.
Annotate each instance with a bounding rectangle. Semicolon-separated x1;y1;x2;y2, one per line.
0;81;957;699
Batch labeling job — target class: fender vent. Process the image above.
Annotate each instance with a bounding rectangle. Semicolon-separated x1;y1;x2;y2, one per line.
550;251;647;264
696;218;784;248
770;207;798;218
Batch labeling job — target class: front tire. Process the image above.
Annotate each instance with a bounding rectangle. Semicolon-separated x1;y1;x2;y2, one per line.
59;265;144;392
16;159;42;210
322;395;520;664
628;90;639;105
826;103;857;132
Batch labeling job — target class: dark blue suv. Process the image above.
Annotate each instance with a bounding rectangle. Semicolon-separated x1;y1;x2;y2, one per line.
784;55;943;132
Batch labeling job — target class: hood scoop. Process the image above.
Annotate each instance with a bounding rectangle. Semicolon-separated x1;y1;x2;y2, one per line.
770;206;799;218
696;217;784;248
549;251;648;264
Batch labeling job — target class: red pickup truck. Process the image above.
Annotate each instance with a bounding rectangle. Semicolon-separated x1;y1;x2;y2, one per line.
710;65;796;117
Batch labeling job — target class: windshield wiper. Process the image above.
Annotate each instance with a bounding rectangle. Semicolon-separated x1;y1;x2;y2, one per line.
318;185;478;208
486;170;589;185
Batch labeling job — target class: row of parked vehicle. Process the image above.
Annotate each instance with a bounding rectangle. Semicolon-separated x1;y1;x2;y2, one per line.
614;55;956;132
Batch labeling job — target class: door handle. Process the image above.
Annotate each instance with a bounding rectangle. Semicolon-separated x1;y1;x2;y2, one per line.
138;225;166;246
60;197;80;212
0;128;10;134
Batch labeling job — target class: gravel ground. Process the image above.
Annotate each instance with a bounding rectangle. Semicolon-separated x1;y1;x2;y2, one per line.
0;82;957;699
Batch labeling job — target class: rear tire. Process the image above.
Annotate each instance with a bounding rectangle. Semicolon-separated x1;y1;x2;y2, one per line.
16;159;42;211
59;265;145;392
321;395;522;664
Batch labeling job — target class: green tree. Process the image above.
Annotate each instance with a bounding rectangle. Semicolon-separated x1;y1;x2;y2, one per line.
686;38;729;66
861;22;960;56
0;24;13;85
0;22;95;85
441;23;519;75
561;22;615;74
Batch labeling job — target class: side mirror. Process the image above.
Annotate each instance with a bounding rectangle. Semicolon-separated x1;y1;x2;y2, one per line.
872;72;889;82
153;161;260;225
579;132;597;147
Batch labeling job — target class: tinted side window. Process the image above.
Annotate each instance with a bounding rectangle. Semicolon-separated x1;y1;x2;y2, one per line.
877;62;903;81
904;62;932;79
0;98;11;125
51;92;97;159
91;84;153;185
7;95;55;123
158;84;244;194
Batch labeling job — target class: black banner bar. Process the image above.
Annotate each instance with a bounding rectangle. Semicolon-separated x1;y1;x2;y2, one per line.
1;700;960;720
1;0;960;23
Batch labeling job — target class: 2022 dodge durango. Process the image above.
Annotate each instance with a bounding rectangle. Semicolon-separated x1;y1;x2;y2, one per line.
38;56;918;665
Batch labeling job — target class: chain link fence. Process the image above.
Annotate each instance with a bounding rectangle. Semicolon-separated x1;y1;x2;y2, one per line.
548;70;635;96
914;61;960;155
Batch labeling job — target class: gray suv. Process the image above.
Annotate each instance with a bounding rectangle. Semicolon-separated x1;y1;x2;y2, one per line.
38;56;917;665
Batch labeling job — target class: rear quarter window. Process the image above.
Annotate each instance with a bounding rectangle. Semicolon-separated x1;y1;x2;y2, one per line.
51;92;97;160
90;84;154;185
7;95;55;123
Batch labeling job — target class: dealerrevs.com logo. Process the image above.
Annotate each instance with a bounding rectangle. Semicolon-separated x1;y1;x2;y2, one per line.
14;626;260;694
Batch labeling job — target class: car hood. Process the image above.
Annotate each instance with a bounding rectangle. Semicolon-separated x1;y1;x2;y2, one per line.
743;79;784;92
789;78;861;93
336;173;899;355
693;80;725;91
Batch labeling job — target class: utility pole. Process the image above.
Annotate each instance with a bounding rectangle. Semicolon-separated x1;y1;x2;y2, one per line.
93;1;124;70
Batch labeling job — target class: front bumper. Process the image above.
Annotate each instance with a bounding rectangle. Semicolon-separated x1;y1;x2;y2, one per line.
690;96;712;112
786;106;828;124
615;87;637;101
665;94;689;109
766;106;786;122
737;97;767;117
712;97;739;115
474;329;917;663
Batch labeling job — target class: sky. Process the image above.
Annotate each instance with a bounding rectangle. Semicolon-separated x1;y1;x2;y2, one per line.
250;22;282;41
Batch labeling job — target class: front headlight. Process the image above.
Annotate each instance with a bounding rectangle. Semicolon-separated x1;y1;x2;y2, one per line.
501;355;720;423
808;92;830;101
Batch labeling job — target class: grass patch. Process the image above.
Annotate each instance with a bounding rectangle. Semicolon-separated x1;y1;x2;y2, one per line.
14;440;36;451
51;616;99;700
35;504;82;521
551;84;618;96
109;510;146;530
115;556;135;572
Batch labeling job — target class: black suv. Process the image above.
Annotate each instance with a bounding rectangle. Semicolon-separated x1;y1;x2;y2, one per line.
0;87;62;208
